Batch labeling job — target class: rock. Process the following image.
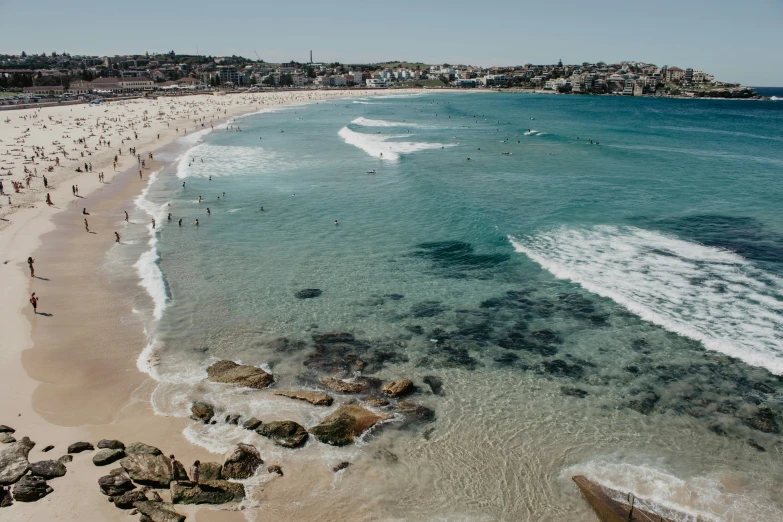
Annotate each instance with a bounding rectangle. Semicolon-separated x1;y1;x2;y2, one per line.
120;451;173;487
225;414;240;425
333;462;350;472
321;377;369;394
97;439;125;450
0;426;13;433
0;436;35;485
222;444;263;479
422;376;443;395
98;472;135;496
0;486;11;507
125;442;163;455
206;360;274;389
295;289;322;299
382;379;414;398
0;433;15;444
67;441;94;454
42;445;54;452
397;401;436;422
171;480;245;505
29;460;67;479
256;421;308;448
111;488;147;509
133;501;186;522
747;440;766;452
310;405;393;446
190;401;215;423
363;397;390;408
242;417;262;430
628;392;660;415
12;475;52;502
58;455;73;464
93;448;125;466
561;386;589;399
267;465;283;476
274;390;333;406
198;462;222;482
744;406;780;434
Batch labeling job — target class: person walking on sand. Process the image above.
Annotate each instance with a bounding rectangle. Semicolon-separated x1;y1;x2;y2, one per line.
46;193;53;206
84;218;89;232
30;293;38;315
151;218;156;229
82;208;89;215
28;257;35;277
115;232;121;243
125;211;129;222
191;461;200;485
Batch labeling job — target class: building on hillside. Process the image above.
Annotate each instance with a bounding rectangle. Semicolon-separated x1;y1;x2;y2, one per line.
684;68;694;82
667;66;684;81
216;66;238;85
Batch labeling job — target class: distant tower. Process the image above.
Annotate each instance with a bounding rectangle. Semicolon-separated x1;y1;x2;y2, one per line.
558;58;563;67
310;50;313;64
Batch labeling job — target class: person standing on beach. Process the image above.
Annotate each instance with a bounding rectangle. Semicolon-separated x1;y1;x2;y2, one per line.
151;218;156;229
84;218;89;232
124;211;129;222
46;193;53;206
30;293;38;314
170;455;188;483
115;232;120;243
191;461;200;485
27;257;35;277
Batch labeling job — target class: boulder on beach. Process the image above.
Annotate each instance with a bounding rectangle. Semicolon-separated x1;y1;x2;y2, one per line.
125;442;163;455
133;500;186;522
67;441;94;454
29;459;67;479
97;439;125;450
0;485;11;507
12;475;52;502
93;448;125;466
111;488;148;509
42;445;54;453
198;462;223;482
310;405;393;446
333;461;350;472
98;472;135;496
256;421;309;448
0;426;14;434
321;377;371;394
242;417;262;430
0;436;35;486
295;289;322;299
222;443;263;479
0;433;15;444
274;390;334;406
206;360;274;389
382;379;414;398
190;401;215;423
363;397;391;408
170;480;245;505
267;465;283;476
397;401;436;422
120;451;173;487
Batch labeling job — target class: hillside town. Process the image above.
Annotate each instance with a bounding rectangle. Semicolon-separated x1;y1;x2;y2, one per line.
0;51;759;105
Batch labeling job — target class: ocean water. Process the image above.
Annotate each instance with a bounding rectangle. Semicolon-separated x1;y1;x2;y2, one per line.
118;92;783;521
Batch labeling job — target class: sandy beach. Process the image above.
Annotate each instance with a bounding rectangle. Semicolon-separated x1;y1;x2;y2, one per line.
0;89;427;521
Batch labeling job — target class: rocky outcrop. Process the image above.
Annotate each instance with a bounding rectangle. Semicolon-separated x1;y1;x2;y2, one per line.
0;437;35;485
267;465;283;476
310;405;393;446
333;461;350;472
112;488;147;509
274;390;333;406
295;289;322;299
120;447;173;487
242;417;262;430
573;475;677;522
256;421;308;448
744;406;780;434
690;87;757;99
397;401;436;422
0;433;15;444
190;401;215;423
93;448;125;466
222;444;262;479
12;475;52;502
321;377;370;394
198;461;222;481
133;501;186;522
67;441;94;454
382;379;414;398
206;360;274;389
363;397;390;408
422;375;443;395
99;471;135;496
97;439;125;450
0;426;13;434
171;480;245;505
29;459;67;479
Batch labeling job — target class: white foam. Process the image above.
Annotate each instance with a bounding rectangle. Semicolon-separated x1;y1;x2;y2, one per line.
562;461;783;522
338;126;445;161
510;226;783;374
175;143;284;179
351;117;427;128
132;170;168;321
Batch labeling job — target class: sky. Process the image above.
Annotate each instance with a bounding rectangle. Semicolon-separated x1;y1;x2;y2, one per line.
1;0;781;85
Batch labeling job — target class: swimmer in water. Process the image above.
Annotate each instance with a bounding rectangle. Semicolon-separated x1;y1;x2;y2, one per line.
198;196;202;203
193;219;199;226
207;208;211;215
168;213;172;221
334;220;339;226
178;219;182;227
260;207;264;211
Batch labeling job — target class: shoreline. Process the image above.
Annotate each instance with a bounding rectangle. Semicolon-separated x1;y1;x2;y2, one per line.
0;89;428;521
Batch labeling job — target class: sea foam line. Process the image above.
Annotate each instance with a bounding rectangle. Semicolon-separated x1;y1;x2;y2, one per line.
510;225;783;374
338;126;445;161
351;117;428;128
132;169;168;322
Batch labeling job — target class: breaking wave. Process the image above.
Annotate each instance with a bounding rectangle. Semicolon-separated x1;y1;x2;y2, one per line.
351;117;427;128
338;126;445;161
510;225;783;374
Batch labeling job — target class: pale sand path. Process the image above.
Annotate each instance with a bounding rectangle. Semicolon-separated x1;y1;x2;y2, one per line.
0;89;428;521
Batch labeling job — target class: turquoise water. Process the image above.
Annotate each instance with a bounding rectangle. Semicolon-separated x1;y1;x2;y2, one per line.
131;93;783;521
